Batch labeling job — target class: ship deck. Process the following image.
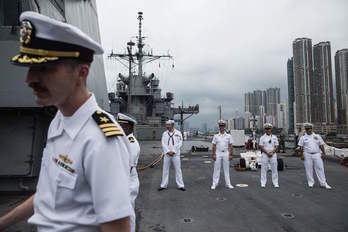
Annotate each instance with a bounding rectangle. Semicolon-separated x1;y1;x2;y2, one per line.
1;139;348;232
136;139;348;232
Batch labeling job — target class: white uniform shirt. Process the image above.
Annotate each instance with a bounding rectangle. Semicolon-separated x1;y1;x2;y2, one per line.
212;132;233;154
28;94;133;231
259;134;279;154
128;133;140;167
161;129;183;156
298;133;325;154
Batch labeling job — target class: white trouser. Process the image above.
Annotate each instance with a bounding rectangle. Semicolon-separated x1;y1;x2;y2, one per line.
129;167;139;232
303;152;327;186
261;153;278;186
160;154;185;188
212;152;231;186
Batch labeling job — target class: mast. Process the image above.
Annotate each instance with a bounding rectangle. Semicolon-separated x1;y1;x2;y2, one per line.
108;12;173;119
137;12;144;77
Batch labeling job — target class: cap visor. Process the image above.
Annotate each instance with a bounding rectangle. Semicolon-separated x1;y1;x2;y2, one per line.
11;54;60;66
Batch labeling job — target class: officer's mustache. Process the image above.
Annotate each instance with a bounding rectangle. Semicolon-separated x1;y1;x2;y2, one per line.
28;82;48;93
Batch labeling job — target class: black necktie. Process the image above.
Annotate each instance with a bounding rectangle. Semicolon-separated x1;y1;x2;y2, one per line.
168;132;175;146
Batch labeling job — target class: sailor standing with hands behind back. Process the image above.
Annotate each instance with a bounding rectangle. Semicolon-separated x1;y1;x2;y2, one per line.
158;120;185;191
259;123;279;188
211;120;234;190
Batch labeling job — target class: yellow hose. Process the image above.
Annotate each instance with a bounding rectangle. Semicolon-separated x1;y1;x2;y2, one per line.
137;153;164;171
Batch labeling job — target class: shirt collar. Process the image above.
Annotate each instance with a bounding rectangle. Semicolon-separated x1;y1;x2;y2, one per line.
48;93;100;140
219;131;226;136
305;132;315;137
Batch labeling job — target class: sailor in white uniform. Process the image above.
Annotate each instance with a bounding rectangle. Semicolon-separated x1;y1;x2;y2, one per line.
259;123;279;188
117;113;141;232
158;120;185;191
298;123;332;189
0;12;132;231
211;120;234;190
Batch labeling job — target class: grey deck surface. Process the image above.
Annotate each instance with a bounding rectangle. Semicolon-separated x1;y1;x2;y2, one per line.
136;140;348;232
1;140;347;232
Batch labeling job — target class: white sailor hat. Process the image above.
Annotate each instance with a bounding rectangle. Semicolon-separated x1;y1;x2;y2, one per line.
166;119;175;125
117;113;137;126
218;120;226;125
304;123;313;129
11;11;103;66
264;123;273;129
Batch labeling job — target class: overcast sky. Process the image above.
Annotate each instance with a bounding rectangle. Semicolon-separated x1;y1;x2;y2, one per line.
96;0;348;129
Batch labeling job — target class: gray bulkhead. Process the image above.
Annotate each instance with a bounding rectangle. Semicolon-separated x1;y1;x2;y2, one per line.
0;0;108;191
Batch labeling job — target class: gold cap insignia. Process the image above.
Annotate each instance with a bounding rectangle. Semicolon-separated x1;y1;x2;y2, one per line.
20;20;33;45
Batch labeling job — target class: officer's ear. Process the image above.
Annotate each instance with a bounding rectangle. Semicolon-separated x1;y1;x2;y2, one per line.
78;63;90;86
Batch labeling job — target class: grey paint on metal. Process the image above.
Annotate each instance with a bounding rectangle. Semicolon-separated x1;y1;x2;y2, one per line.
64;0;110;110
135;125;167;140
0;111;34;175
0;0;109;191
0;41;34;107
0;108;53;178
0;0;109;110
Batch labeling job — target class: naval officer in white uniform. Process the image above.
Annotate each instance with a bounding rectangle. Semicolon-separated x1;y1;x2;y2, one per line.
158;120;185;191
298;123;332;189
259;123;279;188
211;120;234;190
0;12;132;232
117;113;141;232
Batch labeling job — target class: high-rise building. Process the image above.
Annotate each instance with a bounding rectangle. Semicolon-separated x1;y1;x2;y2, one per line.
259;105;265;129
277;103;287;129
244;92;253;113
335;49;348;133
293;38;313;126
266;87;280;122
227;119;233;131
313;42;335;124
266;115;275;126
233;117;245;130
244;90;267;116
244;111;252;129
287;57;295;133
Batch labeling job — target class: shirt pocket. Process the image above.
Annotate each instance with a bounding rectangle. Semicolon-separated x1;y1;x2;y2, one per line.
54;171;78;208
56;171;77;190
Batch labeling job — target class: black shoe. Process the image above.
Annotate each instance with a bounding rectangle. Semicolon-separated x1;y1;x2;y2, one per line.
157;187;166;191
179;187;186;191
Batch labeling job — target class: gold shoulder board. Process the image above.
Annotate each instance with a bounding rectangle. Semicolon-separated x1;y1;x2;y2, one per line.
92;111;123;137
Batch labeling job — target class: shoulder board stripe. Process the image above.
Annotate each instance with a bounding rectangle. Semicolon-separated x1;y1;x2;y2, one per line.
102;128;121;133
105;131;123;137
92;111;123;137
99;123;118;129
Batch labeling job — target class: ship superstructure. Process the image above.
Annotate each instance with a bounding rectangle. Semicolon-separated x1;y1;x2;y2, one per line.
109;12;199;140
